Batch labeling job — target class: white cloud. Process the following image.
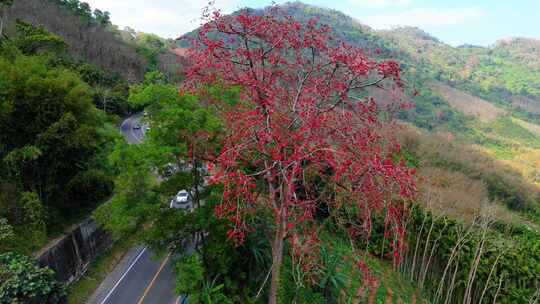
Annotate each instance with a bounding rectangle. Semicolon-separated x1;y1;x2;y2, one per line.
348;0;413;7
361;7;486;29
84;0;240;38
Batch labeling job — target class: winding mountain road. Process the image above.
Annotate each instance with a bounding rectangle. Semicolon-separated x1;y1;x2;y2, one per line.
119;113;146;145
88;114;185;304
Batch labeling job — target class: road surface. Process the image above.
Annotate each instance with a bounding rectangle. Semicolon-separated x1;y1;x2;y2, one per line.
89;114;184;304
119;113;147;145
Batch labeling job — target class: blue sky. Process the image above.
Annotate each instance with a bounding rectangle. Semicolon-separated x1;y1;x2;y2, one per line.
84;0;539;46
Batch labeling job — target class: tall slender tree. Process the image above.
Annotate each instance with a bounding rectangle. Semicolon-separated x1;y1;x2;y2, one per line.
0;0;13;37
184;7;416;303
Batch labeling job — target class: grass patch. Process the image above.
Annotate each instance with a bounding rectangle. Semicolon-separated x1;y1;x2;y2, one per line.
363;255;426;304
432;83;506;123
467;116;540;158
66;235;136;304
485;117;540;148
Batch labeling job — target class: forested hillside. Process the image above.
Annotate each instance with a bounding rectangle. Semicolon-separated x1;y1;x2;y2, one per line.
0;19;123;304
4;0;183;81
383;28;540;99
0;14;133;255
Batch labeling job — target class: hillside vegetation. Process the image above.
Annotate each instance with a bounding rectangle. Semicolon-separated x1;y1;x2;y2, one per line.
0;1;171;301
2;1;540;303
382;27;540;99
179;3;540;302
431;83;506;122
5;0;183;81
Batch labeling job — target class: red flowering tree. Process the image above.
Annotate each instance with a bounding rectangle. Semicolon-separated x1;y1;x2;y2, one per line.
183;7;416;303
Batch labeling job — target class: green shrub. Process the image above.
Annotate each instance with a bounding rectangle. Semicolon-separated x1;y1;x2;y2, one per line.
0;252;65;304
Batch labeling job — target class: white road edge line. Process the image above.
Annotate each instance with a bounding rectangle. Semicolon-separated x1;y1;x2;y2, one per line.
99;247;147;304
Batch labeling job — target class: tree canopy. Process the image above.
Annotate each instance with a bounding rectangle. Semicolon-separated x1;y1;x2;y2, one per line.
183;7;416;303
0;22;121;255
0;252;65;303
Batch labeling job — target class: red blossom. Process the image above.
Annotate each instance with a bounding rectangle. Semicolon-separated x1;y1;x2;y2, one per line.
183;5;416;292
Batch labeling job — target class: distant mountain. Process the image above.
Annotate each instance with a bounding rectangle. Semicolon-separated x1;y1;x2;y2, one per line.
278;3;540;120
381;26;540;101
457;44;484;49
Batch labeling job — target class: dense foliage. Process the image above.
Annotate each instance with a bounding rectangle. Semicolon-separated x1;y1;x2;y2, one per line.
0;18;121;255
4;0;173;81
51;0;111;27
93;75;247;301
0;252;65;303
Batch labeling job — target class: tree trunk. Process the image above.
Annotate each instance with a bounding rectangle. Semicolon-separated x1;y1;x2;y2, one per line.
0;6;5;38
268;217;286;304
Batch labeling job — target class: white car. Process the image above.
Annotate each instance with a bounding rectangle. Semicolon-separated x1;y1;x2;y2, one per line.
176;190;190;203
170;189;192;210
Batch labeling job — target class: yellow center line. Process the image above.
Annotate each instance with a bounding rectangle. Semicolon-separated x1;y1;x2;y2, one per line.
137;254;171;304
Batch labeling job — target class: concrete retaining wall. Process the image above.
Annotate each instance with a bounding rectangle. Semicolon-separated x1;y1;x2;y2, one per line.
36;219;112;283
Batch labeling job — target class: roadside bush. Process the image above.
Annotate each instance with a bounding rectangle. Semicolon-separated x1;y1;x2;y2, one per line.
0;218;14;251
0;252;65;303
